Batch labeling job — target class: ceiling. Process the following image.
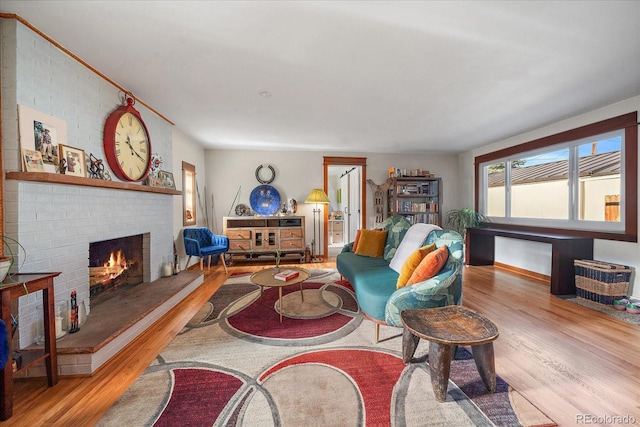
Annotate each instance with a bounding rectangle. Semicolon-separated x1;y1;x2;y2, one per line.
2;1;639;154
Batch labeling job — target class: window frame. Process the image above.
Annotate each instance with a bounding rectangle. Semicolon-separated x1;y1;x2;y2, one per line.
474;112;638;242
182;161;197;227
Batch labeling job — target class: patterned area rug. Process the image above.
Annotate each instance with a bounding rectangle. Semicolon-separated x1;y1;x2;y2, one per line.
98;269;555;426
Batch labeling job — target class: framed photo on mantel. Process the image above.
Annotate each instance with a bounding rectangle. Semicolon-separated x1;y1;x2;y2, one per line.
59;144;86;178
158;170;175;189
18;105;67;173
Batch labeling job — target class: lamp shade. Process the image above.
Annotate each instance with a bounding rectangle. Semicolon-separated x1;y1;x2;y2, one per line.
305;188;330;204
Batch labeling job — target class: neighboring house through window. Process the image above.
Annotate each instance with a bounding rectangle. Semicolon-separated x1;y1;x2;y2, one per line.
475;112;638;242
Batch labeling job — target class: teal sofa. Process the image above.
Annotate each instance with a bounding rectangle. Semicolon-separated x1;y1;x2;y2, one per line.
336;216;464;341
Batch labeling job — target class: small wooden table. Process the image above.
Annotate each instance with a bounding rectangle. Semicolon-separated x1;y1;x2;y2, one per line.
466;226;594;295
250;267;309;322
400;306;499;402
0;273;61;420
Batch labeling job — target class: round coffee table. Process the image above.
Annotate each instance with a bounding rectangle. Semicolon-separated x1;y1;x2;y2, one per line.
400;306;499;402
250;267;310;322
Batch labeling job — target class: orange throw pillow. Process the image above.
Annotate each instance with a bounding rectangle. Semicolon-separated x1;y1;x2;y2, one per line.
406;245;449;286
354;229;388;258
352;229;362;252
396;244;436;289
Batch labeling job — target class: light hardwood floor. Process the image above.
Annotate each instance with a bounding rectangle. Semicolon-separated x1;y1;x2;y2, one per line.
8;261;640;426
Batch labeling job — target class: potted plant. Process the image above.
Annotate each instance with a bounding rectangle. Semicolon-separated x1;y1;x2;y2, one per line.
445;208;489;240
0;236;26;283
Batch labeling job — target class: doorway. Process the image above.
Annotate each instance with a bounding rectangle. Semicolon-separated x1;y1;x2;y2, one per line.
323;157;367;259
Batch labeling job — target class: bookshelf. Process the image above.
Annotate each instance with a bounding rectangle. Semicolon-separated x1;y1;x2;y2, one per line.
387;177;442;225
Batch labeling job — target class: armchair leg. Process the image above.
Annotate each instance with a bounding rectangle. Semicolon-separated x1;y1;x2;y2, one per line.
199;258;204;270
375;323;380;344
185;256;192;271
207;255;211;270
220;254;228;274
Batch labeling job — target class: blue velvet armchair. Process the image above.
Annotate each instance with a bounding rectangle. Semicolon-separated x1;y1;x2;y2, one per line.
183;227;229;273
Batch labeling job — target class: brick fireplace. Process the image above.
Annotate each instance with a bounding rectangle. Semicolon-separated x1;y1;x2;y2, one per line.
7;179;175;351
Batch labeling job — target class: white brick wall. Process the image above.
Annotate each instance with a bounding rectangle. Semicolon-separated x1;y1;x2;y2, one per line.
1;18;177;348
14;181;173;347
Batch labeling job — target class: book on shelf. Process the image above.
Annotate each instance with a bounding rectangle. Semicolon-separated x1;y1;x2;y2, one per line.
274;269;300;281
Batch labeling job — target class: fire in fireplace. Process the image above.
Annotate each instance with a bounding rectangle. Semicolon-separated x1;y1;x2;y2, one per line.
89;234;144;300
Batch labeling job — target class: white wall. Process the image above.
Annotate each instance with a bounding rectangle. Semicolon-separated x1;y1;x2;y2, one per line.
171;127;207;270
1;17;178;347
204;150;458;255
458;96;640;297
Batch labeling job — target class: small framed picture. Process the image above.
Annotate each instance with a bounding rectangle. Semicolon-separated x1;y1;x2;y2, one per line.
145;175;163;187
22;149;45;172
59;144;86;177
18;105;67;173
158;170;176;189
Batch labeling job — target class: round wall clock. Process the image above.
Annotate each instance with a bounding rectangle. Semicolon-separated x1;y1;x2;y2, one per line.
103;93;152;182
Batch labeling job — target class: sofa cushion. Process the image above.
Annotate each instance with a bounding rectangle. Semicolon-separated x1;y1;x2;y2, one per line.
396;244;436;289
352;267;399;321
376;215;413;261
354;229;388;258
352;229;362;252
336;251;390;285
407;245;449;286
389;223;441;273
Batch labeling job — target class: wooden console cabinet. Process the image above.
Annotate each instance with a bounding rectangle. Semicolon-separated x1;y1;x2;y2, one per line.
223;216;306;263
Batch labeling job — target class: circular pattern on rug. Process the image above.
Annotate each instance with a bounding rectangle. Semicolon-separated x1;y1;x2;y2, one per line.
276;288;341;319
186;302;213;327
223;282;361;345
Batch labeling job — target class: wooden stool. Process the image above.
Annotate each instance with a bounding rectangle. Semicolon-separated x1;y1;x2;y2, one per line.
400;306;499;402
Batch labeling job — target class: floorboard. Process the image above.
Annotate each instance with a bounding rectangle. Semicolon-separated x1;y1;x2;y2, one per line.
7;261;640;426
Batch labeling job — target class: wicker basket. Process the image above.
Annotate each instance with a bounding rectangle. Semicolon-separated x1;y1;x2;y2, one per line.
574;259;632;304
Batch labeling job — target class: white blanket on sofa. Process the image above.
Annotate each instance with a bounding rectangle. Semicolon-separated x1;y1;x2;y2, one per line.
388;223;442;273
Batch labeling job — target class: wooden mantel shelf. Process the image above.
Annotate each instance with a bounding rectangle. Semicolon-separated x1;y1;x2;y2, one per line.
6;171;182;195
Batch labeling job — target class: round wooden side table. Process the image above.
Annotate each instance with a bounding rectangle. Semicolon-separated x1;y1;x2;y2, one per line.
250;267;309;323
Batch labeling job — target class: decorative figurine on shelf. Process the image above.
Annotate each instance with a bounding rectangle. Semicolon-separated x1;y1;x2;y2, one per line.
88;153;112;180
173;243;180;275
69;291;80;333
150;153;163;177
275;249;281;272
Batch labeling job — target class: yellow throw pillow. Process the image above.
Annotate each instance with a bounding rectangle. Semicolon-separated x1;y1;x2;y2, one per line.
354;229;388;258
406;245;449;286
352;229;362;252
396;243;436;289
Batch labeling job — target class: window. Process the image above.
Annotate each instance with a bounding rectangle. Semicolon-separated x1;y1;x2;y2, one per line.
182;161;196;226
475;112;637;241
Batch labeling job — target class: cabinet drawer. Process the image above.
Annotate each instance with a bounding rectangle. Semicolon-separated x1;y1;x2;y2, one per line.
229;240;252;251
280;228;303;239
227;229;251;240
280;239;304;250
332;232;344;242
